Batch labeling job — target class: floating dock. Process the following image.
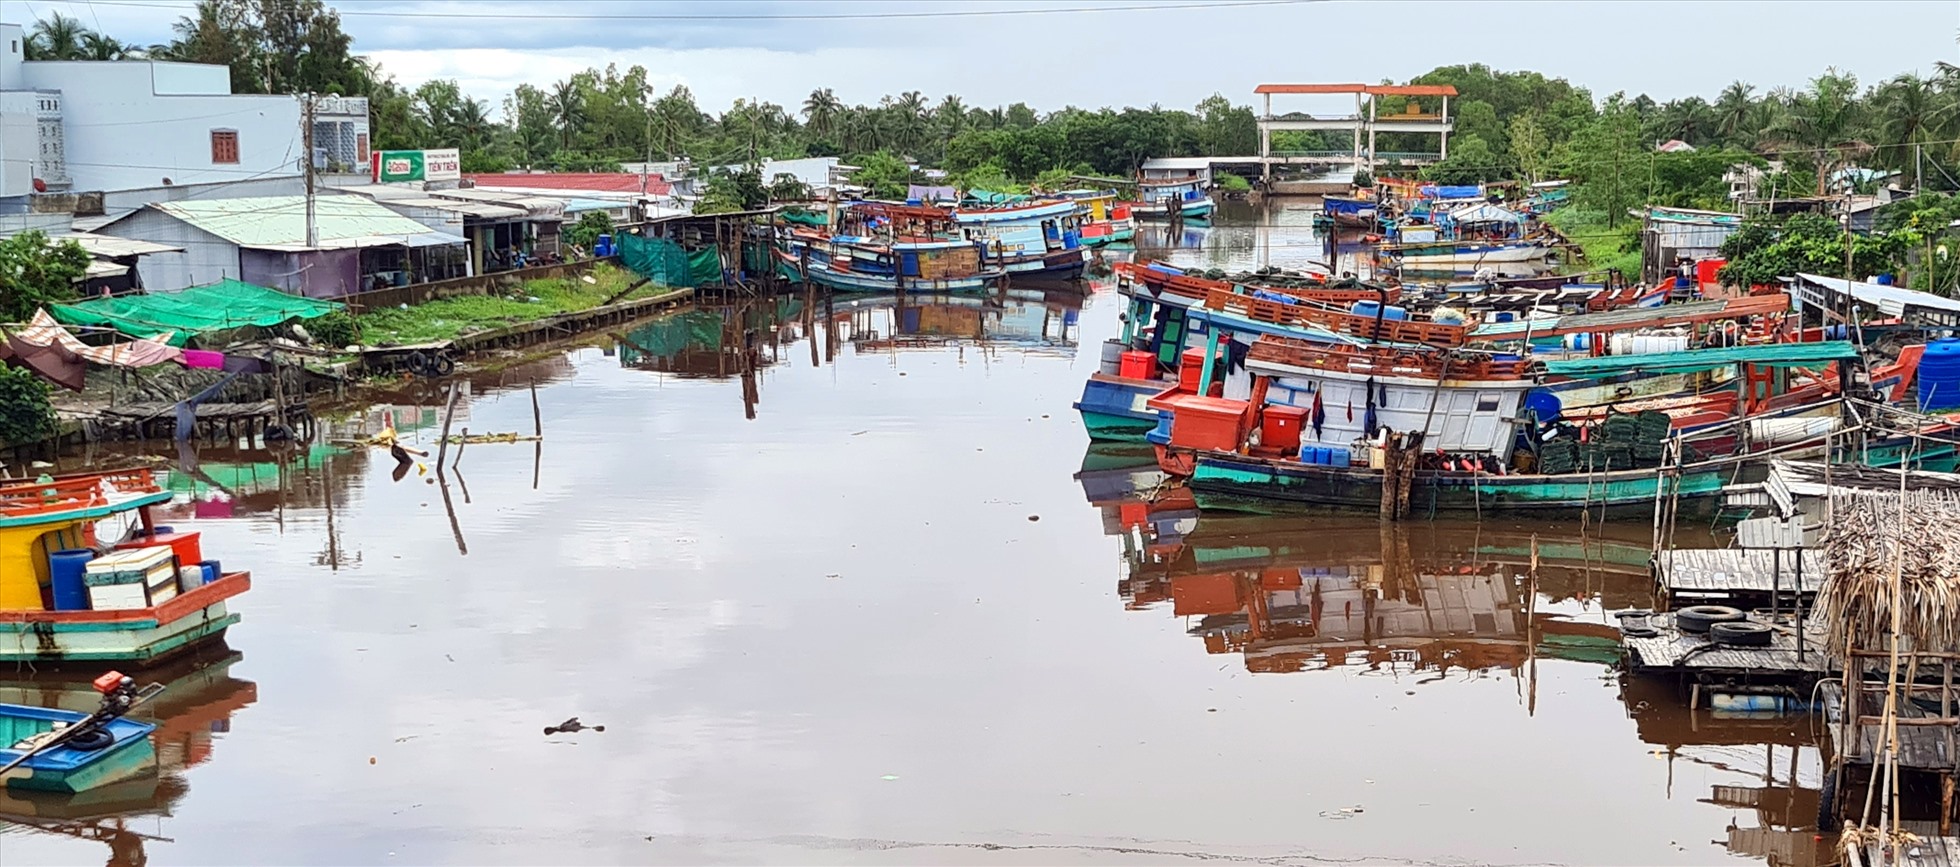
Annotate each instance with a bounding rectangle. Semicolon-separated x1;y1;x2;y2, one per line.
1655;547;1824;609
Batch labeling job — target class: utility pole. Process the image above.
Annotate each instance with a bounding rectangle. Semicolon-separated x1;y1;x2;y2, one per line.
302;93;318;249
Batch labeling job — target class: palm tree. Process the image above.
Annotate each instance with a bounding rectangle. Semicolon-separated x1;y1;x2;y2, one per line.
1653;97;1715;147
1763;72;1868;195
1714;81;1757;146
936;94;967;138
548;79;586;152
894;91;928;152
802;88;842;137
79;32;129;61
456;99;492;152
27;12;87;60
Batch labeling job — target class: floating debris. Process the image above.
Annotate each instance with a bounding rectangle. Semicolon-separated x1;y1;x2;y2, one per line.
543;717;604;736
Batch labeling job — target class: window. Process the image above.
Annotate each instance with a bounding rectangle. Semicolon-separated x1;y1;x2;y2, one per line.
1476;393;1502;412
210;130;239;164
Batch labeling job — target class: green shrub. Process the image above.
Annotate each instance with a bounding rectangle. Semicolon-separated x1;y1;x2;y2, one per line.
0;366;55;446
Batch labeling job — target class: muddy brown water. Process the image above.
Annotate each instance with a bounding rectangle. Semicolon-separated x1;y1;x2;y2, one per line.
4;203;1833;865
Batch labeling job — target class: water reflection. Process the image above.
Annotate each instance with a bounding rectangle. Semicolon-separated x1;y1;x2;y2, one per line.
0;646;256;866
836;289;1082;357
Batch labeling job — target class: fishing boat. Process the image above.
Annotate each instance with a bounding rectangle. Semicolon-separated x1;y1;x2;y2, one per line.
1130;178;1215;221
1383;240;1560;275
1055;190;1137;246
0;469;250;665
1156;337;1874;516
1;673;159;794
777;202;1007;293
952;199;1091;283
1319;195;1378;229
1073;262;1411;442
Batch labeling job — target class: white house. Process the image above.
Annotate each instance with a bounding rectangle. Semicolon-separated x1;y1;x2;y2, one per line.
0;22;367;216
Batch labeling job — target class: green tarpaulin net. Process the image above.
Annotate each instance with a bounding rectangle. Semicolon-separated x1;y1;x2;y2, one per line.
618;233;725;287
50;279;342;347
780;209;827;227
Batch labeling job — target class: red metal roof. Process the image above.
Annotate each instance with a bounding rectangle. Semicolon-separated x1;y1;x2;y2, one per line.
464;173;672;196
1254;83;1458;97
1254;83;1369;94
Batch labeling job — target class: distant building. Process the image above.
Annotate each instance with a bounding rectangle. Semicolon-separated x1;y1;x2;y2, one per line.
1656;139;1697;153
1139;157;1215;183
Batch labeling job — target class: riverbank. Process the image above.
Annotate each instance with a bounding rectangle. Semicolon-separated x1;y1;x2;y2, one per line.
1544;207;1641;278
350;263;658;345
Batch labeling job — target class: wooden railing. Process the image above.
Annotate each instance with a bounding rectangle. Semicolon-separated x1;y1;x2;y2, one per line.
341;257;619;314
1250;336;1529;381
1202;288;1469;348
1118;261;1402;305
0;468;160;520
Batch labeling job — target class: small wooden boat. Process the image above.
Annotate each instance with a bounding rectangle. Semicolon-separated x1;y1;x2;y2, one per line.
1;674;160;794
1057;190;1137;246
1321;195;1378;229
1385;240;1559;274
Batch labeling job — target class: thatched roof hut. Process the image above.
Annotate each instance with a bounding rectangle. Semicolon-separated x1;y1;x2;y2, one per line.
1819;489;1960;658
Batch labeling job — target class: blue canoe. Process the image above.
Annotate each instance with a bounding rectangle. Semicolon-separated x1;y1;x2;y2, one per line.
0;704;156;793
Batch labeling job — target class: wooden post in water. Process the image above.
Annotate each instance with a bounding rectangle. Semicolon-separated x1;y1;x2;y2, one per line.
434;381;461;472
529;378;542;437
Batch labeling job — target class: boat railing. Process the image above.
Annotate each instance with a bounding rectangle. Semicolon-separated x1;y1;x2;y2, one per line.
1202;289;1469;348
1250;338;1529;381
1117;262;1398;306
0;469;161;519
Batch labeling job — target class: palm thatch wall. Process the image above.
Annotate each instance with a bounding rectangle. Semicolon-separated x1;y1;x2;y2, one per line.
1819;489;1960;657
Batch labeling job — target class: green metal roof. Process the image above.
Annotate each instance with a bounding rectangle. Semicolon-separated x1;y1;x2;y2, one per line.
150;195;444;250
1541;341;1859;380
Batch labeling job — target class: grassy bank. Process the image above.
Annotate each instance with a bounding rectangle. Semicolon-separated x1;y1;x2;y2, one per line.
352;264;657;345
1543;207;1641;279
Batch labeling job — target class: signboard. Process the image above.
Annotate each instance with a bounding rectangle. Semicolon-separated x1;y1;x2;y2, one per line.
372;148;461;183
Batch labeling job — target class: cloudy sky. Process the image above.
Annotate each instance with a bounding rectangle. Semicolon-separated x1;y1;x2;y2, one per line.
13;0;1960;117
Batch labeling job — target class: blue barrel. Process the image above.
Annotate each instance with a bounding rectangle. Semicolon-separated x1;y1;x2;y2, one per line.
48;549;93;611
594;234;614;257
1921;339;1960;410
1525;390;1563;423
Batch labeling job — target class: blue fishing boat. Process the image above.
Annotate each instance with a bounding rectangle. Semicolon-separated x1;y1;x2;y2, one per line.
1;675;159;794
952;199;1091;283
1131;178;1214;221
776;201;1005;293
1320;195;1378;229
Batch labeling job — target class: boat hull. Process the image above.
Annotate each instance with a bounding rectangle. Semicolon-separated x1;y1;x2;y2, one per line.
1133;199;1215;221
1074;374;1165;442
777;254;1000;294
0;573;250;665
1189;453;1733;517
0;708;157;794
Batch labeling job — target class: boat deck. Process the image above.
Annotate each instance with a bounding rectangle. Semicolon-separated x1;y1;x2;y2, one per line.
1655;548;1824;608
1824;682;1960;772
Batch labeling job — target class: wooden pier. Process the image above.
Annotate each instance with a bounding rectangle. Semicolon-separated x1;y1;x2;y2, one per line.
1619;610;1832;701
1655;547;1824;609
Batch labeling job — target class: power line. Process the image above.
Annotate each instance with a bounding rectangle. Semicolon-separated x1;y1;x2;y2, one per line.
74;0;1328;22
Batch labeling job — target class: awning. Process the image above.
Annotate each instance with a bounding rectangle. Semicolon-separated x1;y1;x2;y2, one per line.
401;230;469;248
58;234;184;257
1795;273;1960;319
1542;340;1859;380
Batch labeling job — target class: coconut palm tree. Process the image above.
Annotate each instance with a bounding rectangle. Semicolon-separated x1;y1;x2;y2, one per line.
1653;97;1716;147
802;88;842;137
455;99;492;153
936;94;967;138
548;79;586;152
1713;81;1757;146
79;32;129;61
1872;73;1948;181
1762;72;1868;195
27;12;88;60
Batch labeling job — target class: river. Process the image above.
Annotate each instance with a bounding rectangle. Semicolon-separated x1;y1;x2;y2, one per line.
6;201;1830;866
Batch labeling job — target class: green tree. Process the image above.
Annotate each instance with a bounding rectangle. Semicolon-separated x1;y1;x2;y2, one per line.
0;367;56;447
1762;71;1867;195
803;88;842;138
0;232;89;322
25;12;88;60
768;173;812;202
849;151;917;199
564;210;614;251
548;78;586;152
697;166;769;214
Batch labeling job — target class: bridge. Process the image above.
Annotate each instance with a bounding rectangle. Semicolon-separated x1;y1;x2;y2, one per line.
1254;83;1457;177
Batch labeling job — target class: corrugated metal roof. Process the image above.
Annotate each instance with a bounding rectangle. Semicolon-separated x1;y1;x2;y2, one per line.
380;197;526;219
57;234;183;257
150;195;446;250
429;189;566;216
1796;273;1960;318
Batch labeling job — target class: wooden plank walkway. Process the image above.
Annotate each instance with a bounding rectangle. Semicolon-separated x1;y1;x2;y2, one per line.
1855;835;1960;867
1619;611;1832;676
1825;682;1960;772
1657;548;1825;596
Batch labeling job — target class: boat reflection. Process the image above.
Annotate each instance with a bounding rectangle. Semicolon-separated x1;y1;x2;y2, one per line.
614;297;809;378
1620;676;1836;866
835;289;1081;356
1080;446;1650;677
0;646;256;866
